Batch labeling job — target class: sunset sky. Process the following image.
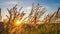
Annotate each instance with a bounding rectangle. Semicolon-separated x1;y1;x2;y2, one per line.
0;0;60;18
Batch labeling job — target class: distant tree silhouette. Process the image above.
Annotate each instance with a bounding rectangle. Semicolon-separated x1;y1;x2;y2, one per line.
0;22;4;34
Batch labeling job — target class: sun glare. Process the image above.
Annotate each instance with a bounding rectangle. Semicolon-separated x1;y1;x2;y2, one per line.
16;20;21;25
15;20;22;26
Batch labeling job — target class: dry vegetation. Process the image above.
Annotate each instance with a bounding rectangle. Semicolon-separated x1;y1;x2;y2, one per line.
0;3;60;34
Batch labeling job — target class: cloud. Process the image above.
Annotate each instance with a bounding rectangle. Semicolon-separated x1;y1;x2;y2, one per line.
26;7;31;10
0;1;19;5
5;1;18;5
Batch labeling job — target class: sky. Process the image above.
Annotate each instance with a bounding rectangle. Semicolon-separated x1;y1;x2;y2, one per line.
0;0;60;18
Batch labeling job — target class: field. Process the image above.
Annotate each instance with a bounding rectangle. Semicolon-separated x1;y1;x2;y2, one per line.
0;3;60;34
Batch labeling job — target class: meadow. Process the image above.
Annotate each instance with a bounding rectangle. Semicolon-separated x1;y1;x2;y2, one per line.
0;3;60;34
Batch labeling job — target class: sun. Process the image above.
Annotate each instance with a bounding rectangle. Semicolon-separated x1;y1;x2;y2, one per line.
16;20;21;25
14;20;22;26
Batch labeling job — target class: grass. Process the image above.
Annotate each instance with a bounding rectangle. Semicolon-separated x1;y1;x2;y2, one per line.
0;4;60;34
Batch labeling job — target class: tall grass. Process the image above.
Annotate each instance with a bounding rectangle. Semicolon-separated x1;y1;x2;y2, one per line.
0;4;60;34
